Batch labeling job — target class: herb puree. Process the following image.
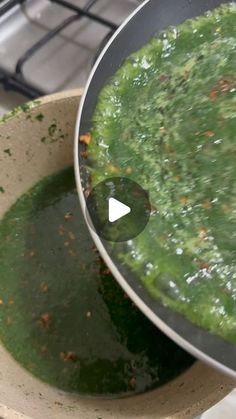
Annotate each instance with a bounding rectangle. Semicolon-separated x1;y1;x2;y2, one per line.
88;4;236;343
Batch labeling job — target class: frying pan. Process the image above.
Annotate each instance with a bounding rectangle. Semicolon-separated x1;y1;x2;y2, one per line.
74;0;236;379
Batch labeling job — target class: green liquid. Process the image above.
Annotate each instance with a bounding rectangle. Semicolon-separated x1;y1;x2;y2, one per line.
89;4;236;343
0;167;194;396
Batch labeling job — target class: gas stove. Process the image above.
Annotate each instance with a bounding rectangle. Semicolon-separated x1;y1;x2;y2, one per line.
0;0;141;114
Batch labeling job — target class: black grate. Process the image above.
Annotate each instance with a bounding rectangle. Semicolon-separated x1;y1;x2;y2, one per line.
0;0;120;98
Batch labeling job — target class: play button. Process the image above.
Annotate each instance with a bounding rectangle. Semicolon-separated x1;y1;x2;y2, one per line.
109;198;131;223
85;177;151;242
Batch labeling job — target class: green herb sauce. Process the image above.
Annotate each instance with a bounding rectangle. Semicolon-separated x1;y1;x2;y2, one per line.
0;167;193;396
89;4;236;343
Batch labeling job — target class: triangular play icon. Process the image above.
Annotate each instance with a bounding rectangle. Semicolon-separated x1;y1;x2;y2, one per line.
108;198;131;223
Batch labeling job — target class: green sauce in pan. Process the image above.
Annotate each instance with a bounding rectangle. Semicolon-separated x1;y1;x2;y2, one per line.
88;4;236;343
0;167;194;396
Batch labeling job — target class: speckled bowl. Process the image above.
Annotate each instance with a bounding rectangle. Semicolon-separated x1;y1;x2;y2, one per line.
0;90;234;419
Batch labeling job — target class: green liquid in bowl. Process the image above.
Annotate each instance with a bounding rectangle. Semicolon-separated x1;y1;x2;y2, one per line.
0;167;194;397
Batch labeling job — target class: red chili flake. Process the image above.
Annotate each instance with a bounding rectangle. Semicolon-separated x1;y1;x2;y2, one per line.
174;175;181;182
68;232;76;241
209;90;218;101
195;259;210;271
79;133;91;145
40;282;48;293
150;204;158;215
198;226;208;240
58;224;65;236
160;234;168;242
159;74;168;82
60;351;78;363
68;249;76;257
80;151;88;159
64;212;73;221
205;131;215;138
202;200;212;210
209;77;235;100
180;196;189;205
160;127;168;135
40;313;51;328
218;78;235;93
200;262;210;270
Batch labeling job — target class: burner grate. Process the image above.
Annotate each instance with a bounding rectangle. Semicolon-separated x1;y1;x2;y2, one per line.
0;0;133;98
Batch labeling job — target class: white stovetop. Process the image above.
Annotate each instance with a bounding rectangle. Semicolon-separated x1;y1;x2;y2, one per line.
0;0;140;115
